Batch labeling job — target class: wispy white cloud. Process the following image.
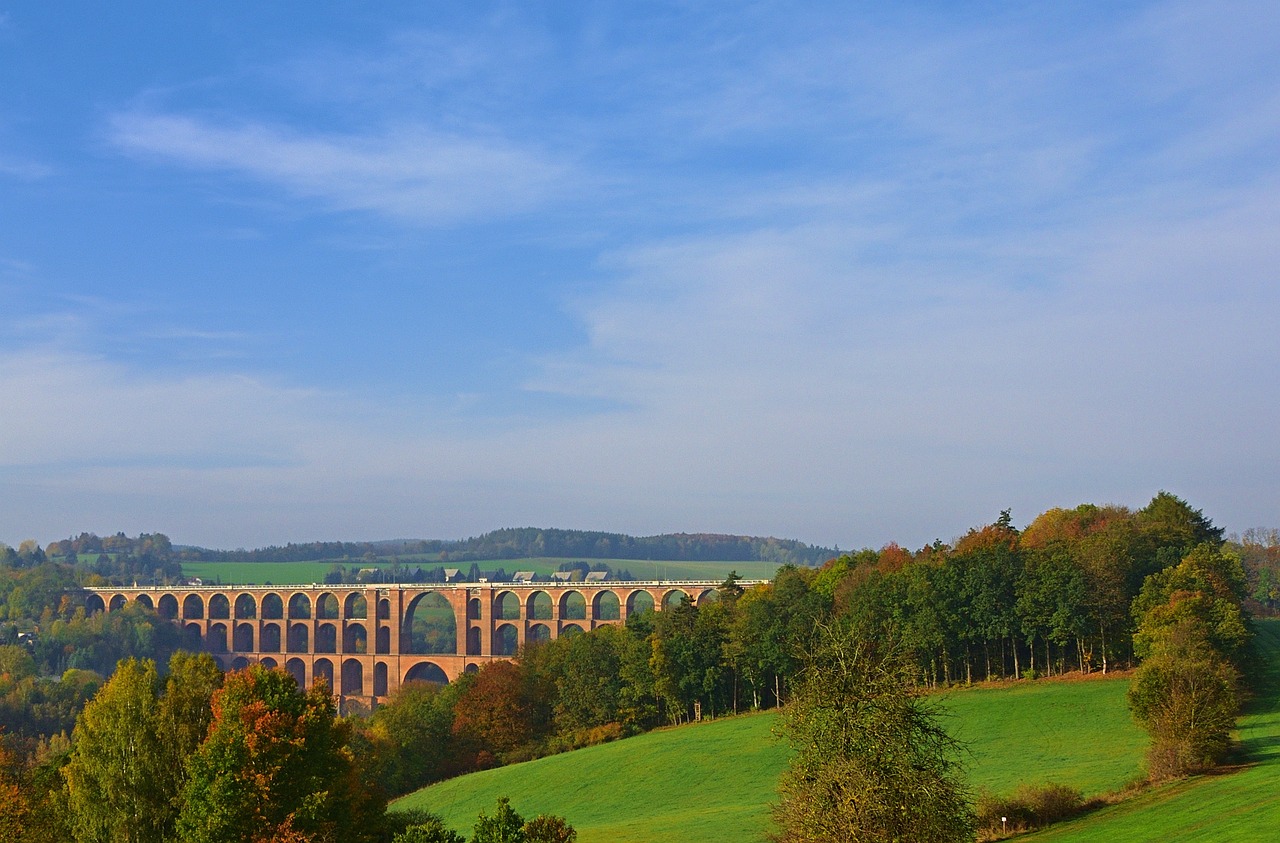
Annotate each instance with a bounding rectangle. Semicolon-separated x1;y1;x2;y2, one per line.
108;113;570;225
0;152;52;180
7;1;1280;550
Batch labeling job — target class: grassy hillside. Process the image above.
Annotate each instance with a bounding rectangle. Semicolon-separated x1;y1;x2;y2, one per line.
398;712;787;843
394;671;1146;842
1027;619;1280;842
180;557;781;585
946;676;1145;797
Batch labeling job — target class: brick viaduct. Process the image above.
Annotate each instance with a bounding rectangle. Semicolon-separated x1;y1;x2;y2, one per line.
83;581;751;710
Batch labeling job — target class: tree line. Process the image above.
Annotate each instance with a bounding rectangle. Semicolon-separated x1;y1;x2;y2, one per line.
155;528;837;567
0;492;1269;841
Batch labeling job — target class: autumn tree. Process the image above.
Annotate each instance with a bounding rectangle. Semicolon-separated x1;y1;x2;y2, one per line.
370;678;466;792
62;652;223;843
772;621;974;843
451;661;535;765
64;658;172;843
175;665;383;843
1128;544;1250;779
1128;617;1239;779
0;740;32;842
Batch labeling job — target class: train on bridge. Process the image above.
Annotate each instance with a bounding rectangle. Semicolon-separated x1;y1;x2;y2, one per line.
83;579;760;710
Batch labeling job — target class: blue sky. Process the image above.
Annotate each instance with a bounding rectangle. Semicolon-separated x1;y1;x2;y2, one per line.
2;1;1277;550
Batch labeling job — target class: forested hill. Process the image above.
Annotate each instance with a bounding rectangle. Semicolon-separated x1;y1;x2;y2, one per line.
175;528;838;566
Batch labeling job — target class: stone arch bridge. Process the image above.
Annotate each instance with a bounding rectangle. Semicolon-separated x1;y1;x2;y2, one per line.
83;580;755;710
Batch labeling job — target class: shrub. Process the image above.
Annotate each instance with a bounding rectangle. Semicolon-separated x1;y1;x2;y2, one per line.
975;783;1085;839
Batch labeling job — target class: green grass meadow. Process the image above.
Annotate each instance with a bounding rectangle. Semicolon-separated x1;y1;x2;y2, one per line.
397;712;789;843
397;621;1280;842
180;561;369;585
181;557;781;585
1026;619;1280;843
945;675;1146;797
394;668;1151;842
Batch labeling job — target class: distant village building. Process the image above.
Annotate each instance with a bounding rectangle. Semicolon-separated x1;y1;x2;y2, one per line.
585;570;610;582
512;571;537;583
443;568;463;583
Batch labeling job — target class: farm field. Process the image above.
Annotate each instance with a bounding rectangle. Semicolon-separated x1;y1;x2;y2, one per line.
395;668;1147;842
180;557;781;585
179;560;387;585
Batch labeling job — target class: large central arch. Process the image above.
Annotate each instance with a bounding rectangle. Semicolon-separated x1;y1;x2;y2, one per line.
403;591;457;654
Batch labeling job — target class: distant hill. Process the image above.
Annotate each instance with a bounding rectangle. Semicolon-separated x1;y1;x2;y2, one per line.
175;528;837;567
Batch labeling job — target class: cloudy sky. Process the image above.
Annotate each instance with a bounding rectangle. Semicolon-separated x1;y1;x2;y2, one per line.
1;2;1277;550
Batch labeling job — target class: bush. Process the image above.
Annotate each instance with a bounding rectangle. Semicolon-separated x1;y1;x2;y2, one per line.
1128;622;1240;780
385;810;462;842
976;783;1085;839
524;814;577;843
544;722;625;755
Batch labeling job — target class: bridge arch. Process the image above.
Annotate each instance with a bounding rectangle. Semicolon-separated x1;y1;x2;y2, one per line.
207;623;228;653
374;663;389;696
157;594;178;619
341;659;364;695
313;658;334;691
85;593;105;615
209;593;231;619
560;590;586;620
526;591;552;620
494;591;520;620
698;588;720;604
528;623;551;645
135;593;154;611
235;593;257;619
467;626;481;655
316;623;337;653
316;593;339;620
344;593;367;619
343;623;367;653
626;590;654;616
404;662;448;685
108;594;126;612
468;598;482;620
184;622;202;649
261;623;282;653
285;658;306;688
231;656;251;671
287;623;309;653
233;623;254;652
182;594;203;619
494;623;519;656
287;593;311;619
561;623;584;637
404;592;457;655
593;590;620;620
262;593;284;619
260;657;278;670
376;625;390;654
662;589;689;611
